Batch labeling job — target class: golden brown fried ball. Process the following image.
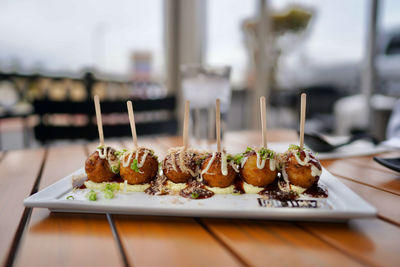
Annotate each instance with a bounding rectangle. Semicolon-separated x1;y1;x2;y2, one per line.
201;153;236;188
85;151;115;183
163;151;197;183
120;150;158;185
284;152;321;188
241;152;278;187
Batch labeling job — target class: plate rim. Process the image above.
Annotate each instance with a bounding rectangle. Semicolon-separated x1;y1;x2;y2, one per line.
24;167;377;221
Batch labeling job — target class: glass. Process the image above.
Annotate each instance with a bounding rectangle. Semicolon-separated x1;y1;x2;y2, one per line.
181;64;231;148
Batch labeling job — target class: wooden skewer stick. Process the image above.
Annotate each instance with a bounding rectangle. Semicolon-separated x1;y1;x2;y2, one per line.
260;96;267;148
183;100;190;150
127;101;138;148
299;93;307;149
216;99;221;152
94;95;104;146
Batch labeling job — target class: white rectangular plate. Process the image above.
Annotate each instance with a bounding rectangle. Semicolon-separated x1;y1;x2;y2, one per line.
24;167;376;221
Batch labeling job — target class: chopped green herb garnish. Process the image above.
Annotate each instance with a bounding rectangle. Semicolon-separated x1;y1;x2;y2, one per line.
103;183;120;192
104;190;114;199
85;190;97;201
66;195;74;200
232;154;244;165
101;183;119;200
114;150;125;158
191;192;199;199
96;145;104;150
289;144;301;151
258;147;275;160
245;147;253;153
130;159;140;172
110;164;120;174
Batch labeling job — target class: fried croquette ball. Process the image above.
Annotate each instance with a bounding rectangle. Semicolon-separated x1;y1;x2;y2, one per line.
201;152;236;188
241;152;278;187
163;149;197;183
120;149;158;185
283;149;322;189
85;150;115;183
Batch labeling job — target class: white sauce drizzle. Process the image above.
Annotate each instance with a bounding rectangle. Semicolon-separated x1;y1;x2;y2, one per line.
256;152;266;169
281;164;290;185
121;148;150;170
137;150;149;168
230;161;239;173
293;150;321;177
96;146;118;167
294;151;310;166
170;152;178;172
201;152;216;175
123;180;128;193
221;152;228;176
311;165;322;177
241;157;248;168
269;158;276;171
178;150;197;177
122;152;133;167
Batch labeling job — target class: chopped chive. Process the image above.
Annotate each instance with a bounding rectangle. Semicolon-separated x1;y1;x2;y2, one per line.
110;165;120;174
66;195;74;200
130;159;140;172
103;183;119;192
85;190;97;201
191;192;199;199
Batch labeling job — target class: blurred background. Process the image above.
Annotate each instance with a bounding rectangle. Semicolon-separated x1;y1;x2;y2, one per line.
0;0;399;150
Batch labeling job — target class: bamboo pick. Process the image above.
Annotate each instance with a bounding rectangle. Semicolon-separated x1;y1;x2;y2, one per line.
216;99;221;152
260;96;267;148
94;95;104;146
299;93;307;149
127;100;138;148
183;100;190;150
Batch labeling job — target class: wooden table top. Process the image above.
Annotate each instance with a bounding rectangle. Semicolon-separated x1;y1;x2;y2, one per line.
1;129;399;267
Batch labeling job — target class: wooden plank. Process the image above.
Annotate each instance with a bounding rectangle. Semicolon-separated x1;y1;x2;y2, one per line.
114;215;244;267
114;139;245;266
346;151;400;174
0;148;45;266
201;219;360;266
337;177;400;225
14;145;124;267
299;219;400;266
323;159;400;195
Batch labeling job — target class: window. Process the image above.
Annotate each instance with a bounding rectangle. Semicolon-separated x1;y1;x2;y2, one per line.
205;0;256;87
0;0;164;80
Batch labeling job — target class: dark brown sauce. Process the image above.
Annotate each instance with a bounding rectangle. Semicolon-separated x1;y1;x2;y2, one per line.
77;183;87;189
109;176;124;183
233;176;245;194
303;184;328;198
259;179;298;201
180;179;214;199
145;175;168;195
296;150;321;170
